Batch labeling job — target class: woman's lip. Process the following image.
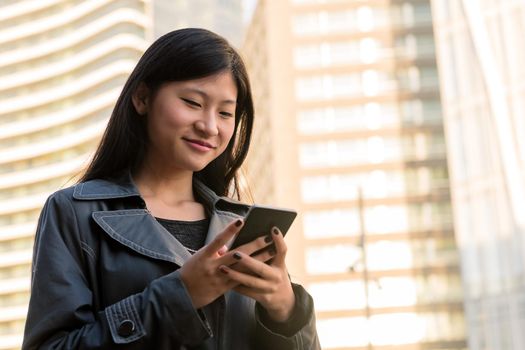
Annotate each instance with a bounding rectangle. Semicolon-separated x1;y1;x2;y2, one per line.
183;138;216;150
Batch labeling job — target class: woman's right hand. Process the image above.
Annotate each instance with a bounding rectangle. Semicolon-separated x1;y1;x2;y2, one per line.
178;219;243;309
179;219;277;309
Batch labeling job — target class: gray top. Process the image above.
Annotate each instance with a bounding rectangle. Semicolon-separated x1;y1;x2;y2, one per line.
156;217;210;254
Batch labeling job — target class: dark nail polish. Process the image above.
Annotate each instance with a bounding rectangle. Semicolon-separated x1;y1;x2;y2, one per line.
272;227;279;235
219;266;229;274
233;252;242;260
235;219;242;227
264;235;273;243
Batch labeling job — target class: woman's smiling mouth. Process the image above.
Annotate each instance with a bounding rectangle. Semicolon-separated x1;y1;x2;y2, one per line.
182;137;216;151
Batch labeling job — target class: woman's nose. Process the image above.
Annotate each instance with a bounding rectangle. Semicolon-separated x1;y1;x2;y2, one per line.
194;113;219;136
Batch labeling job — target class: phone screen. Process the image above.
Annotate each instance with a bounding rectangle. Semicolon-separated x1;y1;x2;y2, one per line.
229;205;297;249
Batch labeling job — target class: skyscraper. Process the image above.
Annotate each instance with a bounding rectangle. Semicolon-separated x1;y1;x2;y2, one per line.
152;0;244;45
0;2;149;348
430;1;525;349
0;1;243;349
242;0;466;349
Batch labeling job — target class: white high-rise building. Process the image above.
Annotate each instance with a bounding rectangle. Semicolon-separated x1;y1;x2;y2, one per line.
0;2;150;348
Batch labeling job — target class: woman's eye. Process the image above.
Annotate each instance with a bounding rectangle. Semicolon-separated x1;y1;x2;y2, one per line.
181;98;201;107
220;111;234;118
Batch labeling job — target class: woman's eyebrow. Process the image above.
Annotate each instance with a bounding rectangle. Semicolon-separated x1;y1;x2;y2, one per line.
181;87;236;104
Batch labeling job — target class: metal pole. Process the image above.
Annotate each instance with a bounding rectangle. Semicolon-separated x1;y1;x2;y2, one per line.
357;187;372;350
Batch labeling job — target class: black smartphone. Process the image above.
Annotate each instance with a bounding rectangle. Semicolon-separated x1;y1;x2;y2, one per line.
228;205;297;249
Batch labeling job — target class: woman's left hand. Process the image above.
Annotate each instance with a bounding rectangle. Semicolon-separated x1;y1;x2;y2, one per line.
218;227;295;322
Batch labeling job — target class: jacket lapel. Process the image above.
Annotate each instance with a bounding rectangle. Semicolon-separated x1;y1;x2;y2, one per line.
75;175;252;265
192;180;250;246
92;209;192;266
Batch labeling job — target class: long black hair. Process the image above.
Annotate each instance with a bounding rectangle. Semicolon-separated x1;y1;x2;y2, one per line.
80;28;254;197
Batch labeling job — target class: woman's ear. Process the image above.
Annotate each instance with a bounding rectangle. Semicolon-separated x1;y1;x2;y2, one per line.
132;82;149;115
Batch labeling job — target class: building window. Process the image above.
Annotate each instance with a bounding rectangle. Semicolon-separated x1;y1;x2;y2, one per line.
293;10;363;36
297;103;399;134
306;244;361;274
295;76;325;100
292;13;319;36
359;38;379;63
357;6;374;32
367;240;413;270
364;205;409;233
300;170;407;203
362;70;380;96
368;277;417;307
316;317;368;348
308;281;366;311
295;74;361;100
301;174;359;202
294;39;386;69
299;137;403;169
303;209;360;238
370;313;424;344
293;44;322;68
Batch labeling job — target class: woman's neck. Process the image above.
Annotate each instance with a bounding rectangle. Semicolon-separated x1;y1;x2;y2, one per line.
132;165;205;221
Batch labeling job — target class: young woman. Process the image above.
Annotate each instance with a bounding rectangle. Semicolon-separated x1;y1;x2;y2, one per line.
22;28;320;349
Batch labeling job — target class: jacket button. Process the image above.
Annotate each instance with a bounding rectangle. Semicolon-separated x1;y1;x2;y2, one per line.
117;319;135;337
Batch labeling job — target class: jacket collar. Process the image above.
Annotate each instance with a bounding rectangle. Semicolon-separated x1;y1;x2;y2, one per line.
73;173;249;266
73;173;213;202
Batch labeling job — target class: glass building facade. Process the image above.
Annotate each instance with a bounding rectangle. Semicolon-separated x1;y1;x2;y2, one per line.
242;0;466;349
430;1;525;349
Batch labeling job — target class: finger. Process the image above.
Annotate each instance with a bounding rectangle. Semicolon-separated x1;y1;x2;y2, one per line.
233;284;266;298
216;234;274;267
223;251;274;279
235;234;274;256
218;266;241;288
203;219;243;255
270;227;287;267
216;248;259;269
227;245;276;274
226;262;256;276
250;244;276;264
228;252;275;276
217;245;229;256
218;264;274;292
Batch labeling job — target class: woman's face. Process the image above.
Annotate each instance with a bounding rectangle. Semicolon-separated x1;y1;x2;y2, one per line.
140;72;237;173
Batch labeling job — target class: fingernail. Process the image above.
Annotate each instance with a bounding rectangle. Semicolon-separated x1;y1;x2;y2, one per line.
219;266;229;274
235;219;243;227
272;227;279;235
233;252;242;260
264;235;273;243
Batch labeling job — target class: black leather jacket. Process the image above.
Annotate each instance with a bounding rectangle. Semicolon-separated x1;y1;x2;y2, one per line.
22;175;320;349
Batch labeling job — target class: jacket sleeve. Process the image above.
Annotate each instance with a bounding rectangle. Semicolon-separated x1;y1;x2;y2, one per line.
254;283;321;350
22;192;212;349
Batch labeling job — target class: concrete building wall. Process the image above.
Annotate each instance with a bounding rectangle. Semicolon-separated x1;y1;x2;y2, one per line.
242;0;466;349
